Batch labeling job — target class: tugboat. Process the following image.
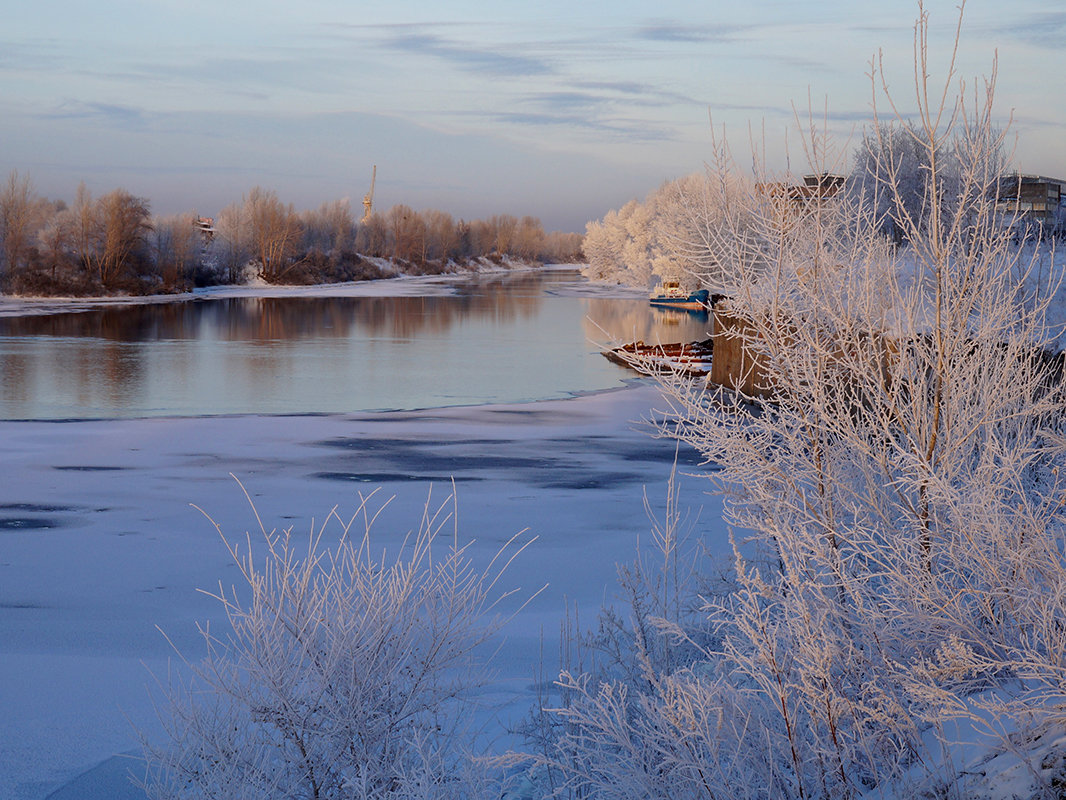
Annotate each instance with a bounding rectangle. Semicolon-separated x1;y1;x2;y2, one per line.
649;280;710;310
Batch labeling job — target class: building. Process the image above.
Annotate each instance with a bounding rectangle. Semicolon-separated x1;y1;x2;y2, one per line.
993;174;1066;237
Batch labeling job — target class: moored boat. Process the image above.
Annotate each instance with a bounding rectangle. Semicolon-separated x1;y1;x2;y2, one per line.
603;337;714;377
649;281;710;310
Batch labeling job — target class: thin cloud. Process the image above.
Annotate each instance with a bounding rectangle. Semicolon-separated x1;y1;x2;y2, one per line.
528;89;678;114
704;99;880;125
125;53;335;100
995;11;1066;48
1008;112;1066;131
488;110;676;143
0;38;77;72
574;79;655;95
571;79;699;106
775;53;838;74
527;92;611;112
41;100;150;129
636;21;749;44
385;31;554;77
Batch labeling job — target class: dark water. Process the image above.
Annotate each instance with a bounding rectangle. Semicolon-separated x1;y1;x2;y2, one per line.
0;269;711;419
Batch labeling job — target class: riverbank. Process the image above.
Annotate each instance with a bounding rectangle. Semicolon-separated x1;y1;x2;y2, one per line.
0;259;572;319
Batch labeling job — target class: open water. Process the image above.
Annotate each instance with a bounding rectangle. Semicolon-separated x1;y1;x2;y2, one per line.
0;269;711;419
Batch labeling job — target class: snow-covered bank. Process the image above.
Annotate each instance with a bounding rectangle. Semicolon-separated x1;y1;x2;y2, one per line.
0;261;577;319
0;382;720;800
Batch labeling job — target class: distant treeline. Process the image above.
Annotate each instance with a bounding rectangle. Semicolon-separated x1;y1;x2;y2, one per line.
0;173;585;296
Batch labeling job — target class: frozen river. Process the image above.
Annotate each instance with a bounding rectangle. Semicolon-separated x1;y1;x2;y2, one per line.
0;268;725;800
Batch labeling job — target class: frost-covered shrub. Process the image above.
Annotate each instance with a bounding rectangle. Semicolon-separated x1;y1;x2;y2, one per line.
142;488;530;800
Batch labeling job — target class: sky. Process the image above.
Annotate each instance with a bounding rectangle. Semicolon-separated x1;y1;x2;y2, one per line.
2;0;1064;233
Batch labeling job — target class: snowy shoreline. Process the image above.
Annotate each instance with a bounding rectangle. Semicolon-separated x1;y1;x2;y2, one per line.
0;269;493;319
0;263;656;322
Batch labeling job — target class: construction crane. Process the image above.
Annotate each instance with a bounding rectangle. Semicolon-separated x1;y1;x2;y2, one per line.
361;165;376;223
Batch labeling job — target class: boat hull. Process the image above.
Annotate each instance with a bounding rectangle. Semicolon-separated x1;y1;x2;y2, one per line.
648;288;710;310
603;337;714;377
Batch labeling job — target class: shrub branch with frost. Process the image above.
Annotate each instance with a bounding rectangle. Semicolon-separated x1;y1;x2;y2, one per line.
541;3;1066;799
142;483;534;800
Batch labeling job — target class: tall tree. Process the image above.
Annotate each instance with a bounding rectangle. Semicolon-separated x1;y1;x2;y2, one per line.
489;214;518;255
0;170;44;280
301;198;354;258
245;187;302;282
354;211;388;258
37;206;74;284
96;188;151;286
512;215;545;261
213;198;252;283
385;204;426;263
152;212;201;289
69;182;101;282
422;208;459;261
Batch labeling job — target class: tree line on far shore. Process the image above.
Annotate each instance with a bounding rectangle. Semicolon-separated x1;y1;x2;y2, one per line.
0;174;585;296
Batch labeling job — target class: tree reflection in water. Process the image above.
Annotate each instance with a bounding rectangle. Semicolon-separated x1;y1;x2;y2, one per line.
0;271;711;418
582;298;710;347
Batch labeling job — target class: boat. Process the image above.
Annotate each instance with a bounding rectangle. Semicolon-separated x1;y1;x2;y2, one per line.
603;338;714;377
649;280;710;310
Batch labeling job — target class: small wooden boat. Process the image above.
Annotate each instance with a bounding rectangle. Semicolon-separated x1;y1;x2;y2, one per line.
603;338;714;377
649;281;710;310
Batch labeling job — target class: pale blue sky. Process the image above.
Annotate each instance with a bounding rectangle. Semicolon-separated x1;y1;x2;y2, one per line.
2;0;1063;232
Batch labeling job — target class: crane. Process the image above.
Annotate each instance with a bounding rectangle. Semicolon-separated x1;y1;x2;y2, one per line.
361;165;376;223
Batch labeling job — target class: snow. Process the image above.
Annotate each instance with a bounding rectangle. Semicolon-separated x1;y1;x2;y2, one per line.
0;374;722;800
0;272;474;318
5;260;1064;799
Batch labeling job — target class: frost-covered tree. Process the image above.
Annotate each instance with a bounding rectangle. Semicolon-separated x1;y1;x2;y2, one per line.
37;205;73;283
543;4;1066;799
851;121;937;243
541;230;583;263
59;183;152;287
212;197;253;283
512;215;546;262
355;210;389;259
384;204;425;263
488;214;518;256
582;174;754;290
423;208;459;262
581;207;626;281
0;170;47;280
582;199;651;285
651;169;758;291
95;188;152;286
151;212;202;290
851;117;1008;245
301;198;355;259
211;188;303;283
246;187;303;282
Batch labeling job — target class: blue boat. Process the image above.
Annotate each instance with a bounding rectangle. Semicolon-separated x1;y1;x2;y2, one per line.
649;281;710;310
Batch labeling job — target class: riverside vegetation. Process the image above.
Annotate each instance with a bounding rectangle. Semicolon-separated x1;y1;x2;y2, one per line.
0;181;584;296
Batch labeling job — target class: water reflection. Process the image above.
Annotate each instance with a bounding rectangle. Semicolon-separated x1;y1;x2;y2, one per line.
11;271;543;341
0;293;542;344
0;271;711;419
582;298;712;347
